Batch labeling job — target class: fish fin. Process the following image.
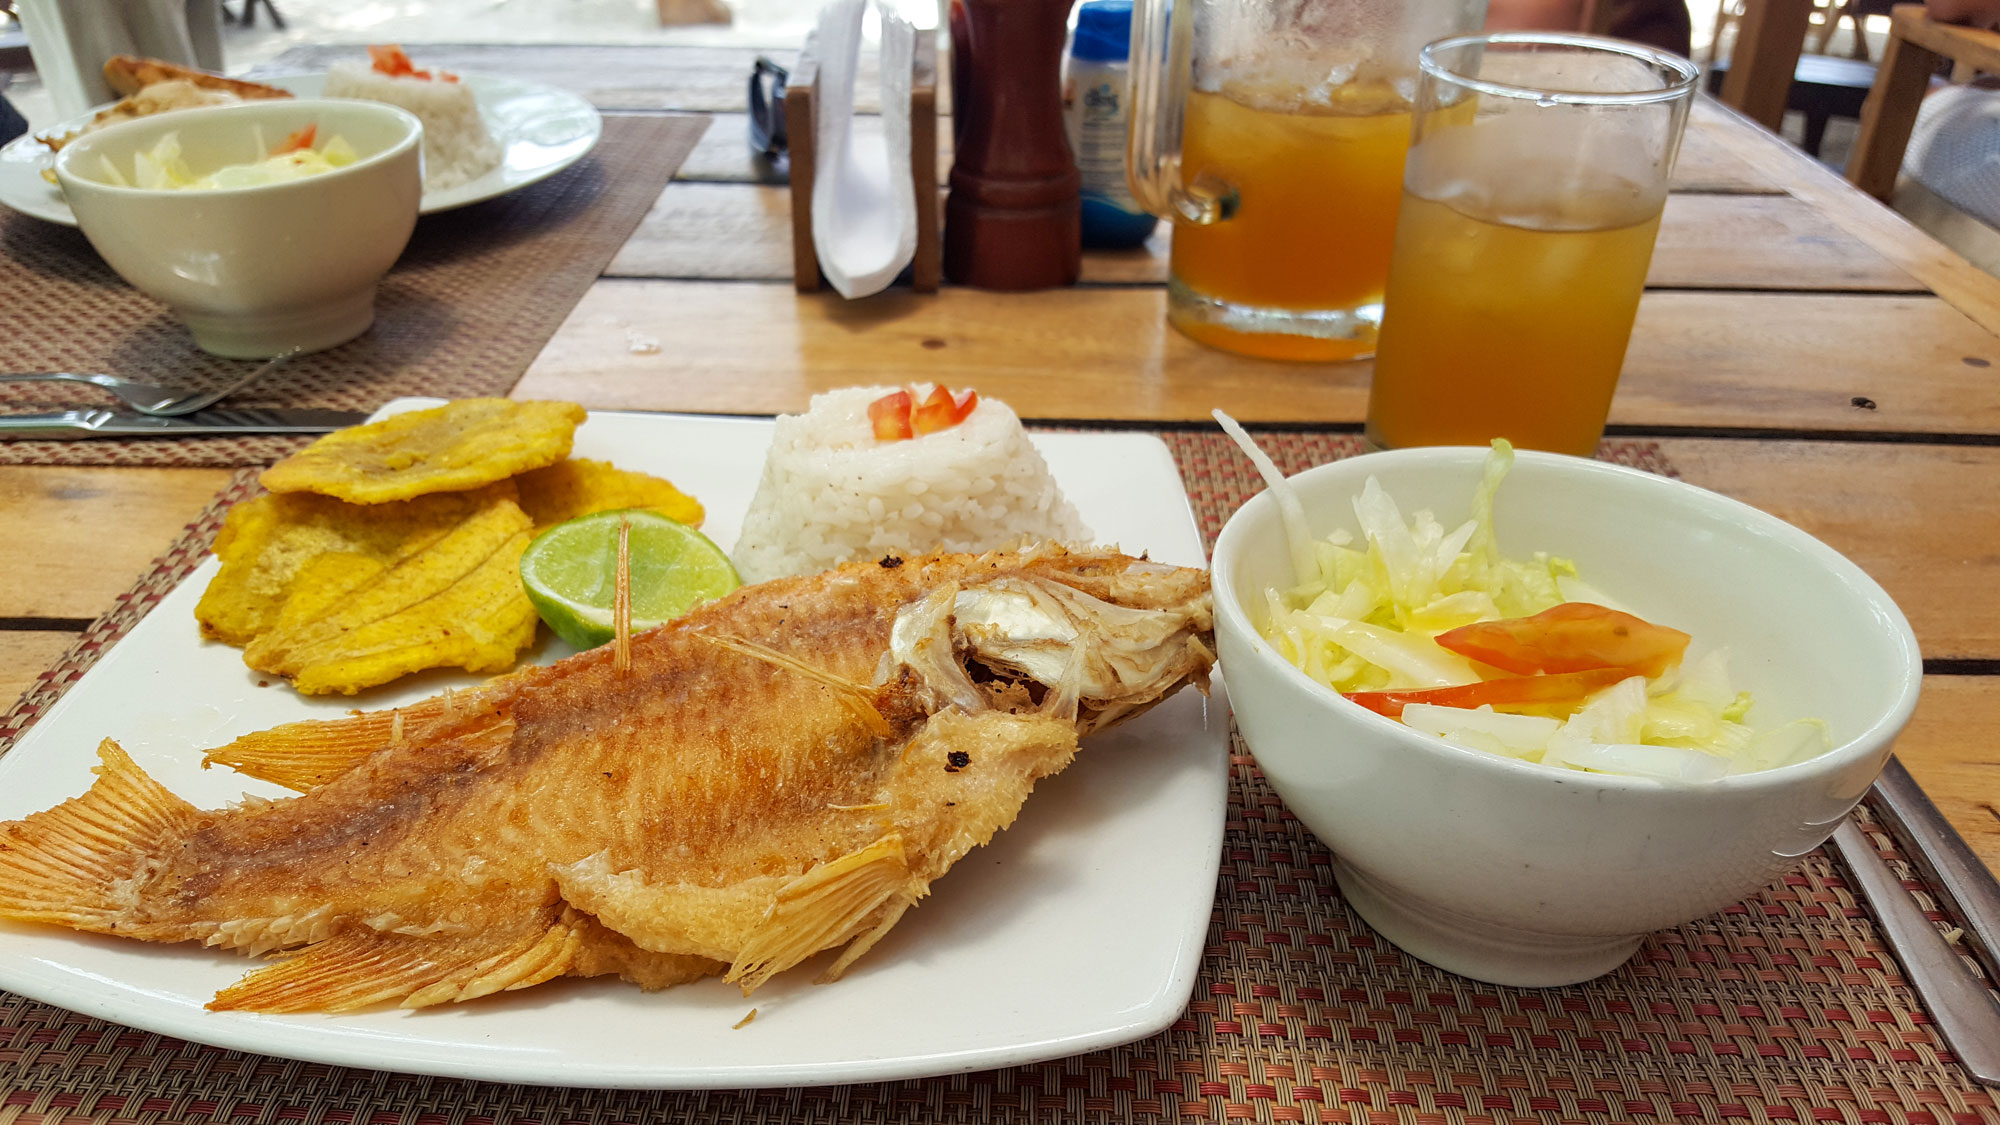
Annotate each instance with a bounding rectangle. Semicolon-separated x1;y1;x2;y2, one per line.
202;679;520;791
724;834;921;995
817;895;913;984
202;713;401;791
209;904;589;1013
0;740;201;932
695;632;892;738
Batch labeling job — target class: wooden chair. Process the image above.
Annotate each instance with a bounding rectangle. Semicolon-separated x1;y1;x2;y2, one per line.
1847;3;2000;199
1711;0;1886;63
1709;52;1879;153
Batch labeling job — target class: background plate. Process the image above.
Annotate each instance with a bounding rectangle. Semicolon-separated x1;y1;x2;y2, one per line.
0;403;1229;1090
0;73;603;225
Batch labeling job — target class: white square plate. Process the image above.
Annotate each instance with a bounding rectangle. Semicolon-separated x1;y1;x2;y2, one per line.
0;402;1229;1089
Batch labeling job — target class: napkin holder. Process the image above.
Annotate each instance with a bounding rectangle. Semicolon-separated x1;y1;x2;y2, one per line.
785;32;941;293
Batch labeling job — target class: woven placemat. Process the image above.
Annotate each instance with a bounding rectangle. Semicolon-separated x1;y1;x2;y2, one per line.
0;113;708;469
1;432;1995;1125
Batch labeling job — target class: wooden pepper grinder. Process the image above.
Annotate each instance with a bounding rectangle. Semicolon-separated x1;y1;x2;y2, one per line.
944;0;1082;290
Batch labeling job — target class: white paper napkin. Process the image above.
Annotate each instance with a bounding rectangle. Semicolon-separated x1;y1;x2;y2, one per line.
810;0;918;299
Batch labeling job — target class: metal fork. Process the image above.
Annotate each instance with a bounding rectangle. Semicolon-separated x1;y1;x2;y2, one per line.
0;350;297;417
1831;806;2000;1086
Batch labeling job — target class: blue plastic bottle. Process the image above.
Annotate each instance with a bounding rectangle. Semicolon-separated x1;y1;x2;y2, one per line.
1062;0;1159;250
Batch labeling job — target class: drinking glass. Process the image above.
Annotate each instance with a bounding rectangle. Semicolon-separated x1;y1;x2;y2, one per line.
1126;0;1486;362
1364;32;1700;456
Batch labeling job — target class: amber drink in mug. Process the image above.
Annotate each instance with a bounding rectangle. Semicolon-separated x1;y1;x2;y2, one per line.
1366;34;1700;456
1126;0;1485;361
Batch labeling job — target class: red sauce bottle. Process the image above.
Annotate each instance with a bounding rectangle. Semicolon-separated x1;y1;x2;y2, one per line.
944;0;1082;290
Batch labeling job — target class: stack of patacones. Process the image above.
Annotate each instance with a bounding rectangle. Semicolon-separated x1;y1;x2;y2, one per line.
195;399;701;695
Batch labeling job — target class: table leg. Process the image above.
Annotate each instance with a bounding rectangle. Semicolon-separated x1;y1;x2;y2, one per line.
1720;0;1815;132
1848;26;1942;200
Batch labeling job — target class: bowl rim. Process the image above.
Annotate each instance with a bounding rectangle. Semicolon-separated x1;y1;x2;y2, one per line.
1210;445;1925;794
52;98;424;200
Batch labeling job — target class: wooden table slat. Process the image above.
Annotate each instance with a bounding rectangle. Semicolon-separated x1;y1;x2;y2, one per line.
518;282;2000;436
1697;97;2000;337
611;182;1920;291
0;467;236;620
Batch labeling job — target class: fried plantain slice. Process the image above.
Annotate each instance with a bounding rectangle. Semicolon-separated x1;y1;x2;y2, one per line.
242;492;539;695
197;484;520;647
515;458;706;531
260;399;588;504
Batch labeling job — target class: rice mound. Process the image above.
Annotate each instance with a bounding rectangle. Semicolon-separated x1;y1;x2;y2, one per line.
732;387;1093;583
323;62;502;190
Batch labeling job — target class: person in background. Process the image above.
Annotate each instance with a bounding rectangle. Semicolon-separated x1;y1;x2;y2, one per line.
1484;0;1693;57
1898;0;2000;229
1923;0;2000;27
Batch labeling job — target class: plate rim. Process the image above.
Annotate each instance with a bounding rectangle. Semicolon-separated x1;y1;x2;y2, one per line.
0;71;605;225
0;407;1229;1089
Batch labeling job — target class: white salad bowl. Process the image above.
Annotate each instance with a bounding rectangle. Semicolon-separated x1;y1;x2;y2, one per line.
54;99;423;358
1211;447;1922;987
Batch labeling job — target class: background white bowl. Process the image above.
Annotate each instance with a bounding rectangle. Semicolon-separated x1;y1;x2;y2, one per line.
1212;448;1922;987
54;99;423;358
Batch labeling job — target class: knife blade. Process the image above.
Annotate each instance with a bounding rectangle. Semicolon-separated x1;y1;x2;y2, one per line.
0;407;370;440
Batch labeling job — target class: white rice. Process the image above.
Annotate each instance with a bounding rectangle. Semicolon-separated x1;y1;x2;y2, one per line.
732;387;1093;583
322;62;502;190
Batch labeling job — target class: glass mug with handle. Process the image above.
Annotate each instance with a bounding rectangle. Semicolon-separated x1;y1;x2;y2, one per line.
1126;0;1486;362
1365;33;1701;456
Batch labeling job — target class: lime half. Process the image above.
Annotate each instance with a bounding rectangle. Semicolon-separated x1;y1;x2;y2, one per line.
520;509;740;650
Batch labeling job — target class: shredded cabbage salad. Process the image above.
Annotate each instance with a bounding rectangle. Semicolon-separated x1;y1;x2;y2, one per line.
1239;433;1828;783
100;129;359;191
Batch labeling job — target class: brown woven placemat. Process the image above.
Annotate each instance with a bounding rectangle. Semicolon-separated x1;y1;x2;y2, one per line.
0;113;708;469
2;432;1996;1124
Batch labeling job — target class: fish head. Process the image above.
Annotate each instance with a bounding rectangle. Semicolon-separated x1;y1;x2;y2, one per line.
886;551;1214;734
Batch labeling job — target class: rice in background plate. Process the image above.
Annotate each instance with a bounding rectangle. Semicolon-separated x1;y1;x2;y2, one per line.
732;386;1093;583
322;60;500;190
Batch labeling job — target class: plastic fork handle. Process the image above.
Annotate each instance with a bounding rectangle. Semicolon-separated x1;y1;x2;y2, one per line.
1831;818;2000;1085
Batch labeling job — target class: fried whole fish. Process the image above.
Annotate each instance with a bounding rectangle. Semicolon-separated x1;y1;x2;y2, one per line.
0;547;1213;1012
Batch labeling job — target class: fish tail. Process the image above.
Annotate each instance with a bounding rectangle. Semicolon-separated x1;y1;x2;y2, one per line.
209;904;590;1013
0;740;200;932
725;834;922;995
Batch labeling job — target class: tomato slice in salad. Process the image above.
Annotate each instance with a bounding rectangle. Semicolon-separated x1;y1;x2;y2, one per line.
1434;602;1690;679
1343;667;1633;721
271;124;317;155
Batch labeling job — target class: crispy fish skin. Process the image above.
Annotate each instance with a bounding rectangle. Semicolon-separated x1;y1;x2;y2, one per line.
0;548;1213;1012
260;400;587;504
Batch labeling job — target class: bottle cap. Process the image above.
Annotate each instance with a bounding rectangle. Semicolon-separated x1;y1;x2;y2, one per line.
1071;0;1132;63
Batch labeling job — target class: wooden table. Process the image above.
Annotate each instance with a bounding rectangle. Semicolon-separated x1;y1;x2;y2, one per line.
7;44;2000;885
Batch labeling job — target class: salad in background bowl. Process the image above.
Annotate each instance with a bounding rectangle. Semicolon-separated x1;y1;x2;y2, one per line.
53;98;422;358
1210;443;1922;987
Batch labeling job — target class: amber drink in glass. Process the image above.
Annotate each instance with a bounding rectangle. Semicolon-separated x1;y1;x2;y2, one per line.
1366;34;1699;455
1126;0;1486;361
